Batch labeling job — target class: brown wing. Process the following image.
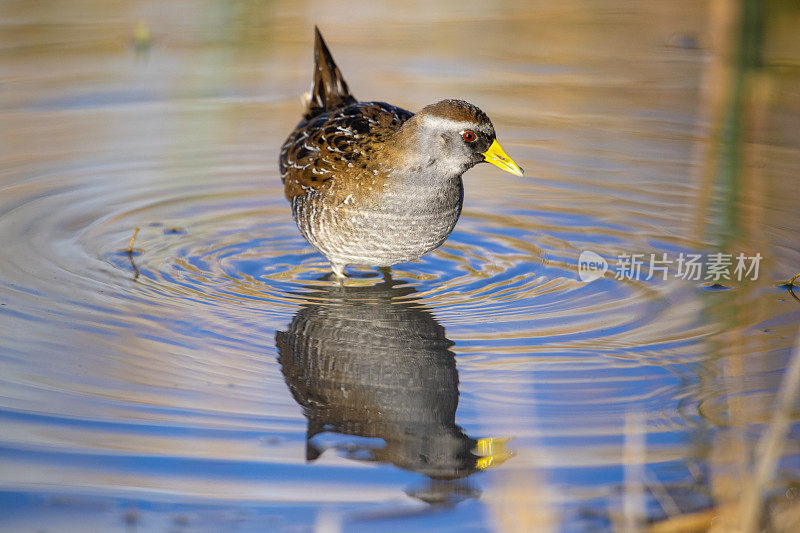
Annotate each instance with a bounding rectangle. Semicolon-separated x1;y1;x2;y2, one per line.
279;102;413;200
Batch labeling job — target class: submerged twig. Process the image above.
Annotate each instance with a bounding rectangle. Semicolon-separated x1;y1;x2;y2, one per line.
642;468;680;519
788;272;800;303
127;227;140;280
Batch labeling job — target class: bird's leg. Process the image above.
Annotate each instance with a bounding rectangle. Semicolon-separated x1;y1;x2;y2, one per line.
330;262;346;278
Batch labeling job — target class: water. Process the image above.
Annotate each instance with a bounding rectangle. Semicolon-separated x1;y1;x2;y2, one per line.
1;1;800;531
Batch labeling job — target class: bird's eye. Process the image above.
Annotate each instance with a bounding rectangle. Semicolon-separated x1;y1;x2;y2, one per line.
462;130;477;143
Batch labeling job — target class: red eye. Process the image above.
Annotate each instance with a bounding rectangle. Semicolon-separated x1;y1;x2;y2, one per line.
462;130;477;142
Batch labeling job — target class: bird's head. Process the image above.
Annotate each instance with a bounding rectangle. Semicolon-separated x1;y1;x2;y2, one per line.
407;99;524;178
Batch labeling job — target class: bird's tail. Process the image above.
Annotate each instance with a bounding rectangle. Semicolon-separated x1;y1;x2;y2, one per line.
304;26;356;120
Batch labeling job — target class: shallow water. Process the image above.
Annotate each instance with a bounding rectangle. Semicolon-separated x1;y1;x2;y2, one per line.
2;1;800;531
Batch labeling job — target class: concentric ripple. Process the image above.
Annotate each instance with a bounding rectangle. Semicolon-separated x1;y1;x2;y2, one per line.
1;151;708;412
87;173;712;379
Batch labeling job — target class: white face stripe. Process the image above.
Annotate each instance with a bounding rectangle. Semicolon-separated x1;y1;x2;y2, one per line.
419;114;481;132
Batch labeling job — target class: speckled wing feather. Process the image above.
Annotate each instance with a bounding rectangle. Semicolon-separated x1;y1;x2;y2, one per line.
279;102;413;200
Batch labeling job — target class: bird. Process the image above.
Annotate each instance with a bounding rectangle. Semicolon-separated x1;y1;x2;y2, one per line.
280;27;524;277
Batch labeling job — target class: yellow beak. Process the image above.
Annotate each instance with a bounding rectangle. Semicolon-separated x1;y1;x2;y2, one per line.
483;140;524;176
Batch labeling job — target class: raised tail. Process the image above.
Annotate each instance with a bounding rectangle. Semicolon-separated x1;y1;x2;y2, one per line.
304;26;357;120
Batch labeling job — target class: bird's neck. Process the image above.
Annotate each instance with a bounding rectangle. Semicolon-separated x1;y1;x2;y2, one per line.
382;116;473;186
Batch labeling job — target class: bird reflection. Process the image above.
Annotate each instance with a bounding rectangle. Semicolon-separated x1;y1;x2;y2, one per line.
275;273;510;506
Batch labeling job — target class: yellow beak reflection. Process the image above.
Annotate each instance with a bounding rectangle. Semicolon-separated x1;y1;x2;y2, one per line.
474;437;514;471
483;140;524;176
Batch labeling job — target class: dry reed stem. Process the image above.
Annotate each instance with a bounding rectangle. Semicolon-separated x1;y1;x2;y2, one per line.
738;325;800;531
126;227;140;254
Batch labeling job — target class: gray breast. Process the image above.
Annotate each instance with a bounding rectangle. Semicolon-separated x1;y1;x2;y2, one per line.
292;176;464;267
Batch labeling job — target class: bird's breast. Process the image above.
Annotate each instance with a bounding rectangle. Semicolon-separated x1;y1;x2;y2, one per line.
292;175;464;267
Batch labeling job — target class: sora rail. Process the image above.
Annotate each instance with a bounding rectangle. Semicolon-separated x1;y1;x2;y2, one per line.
280;28;523;277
